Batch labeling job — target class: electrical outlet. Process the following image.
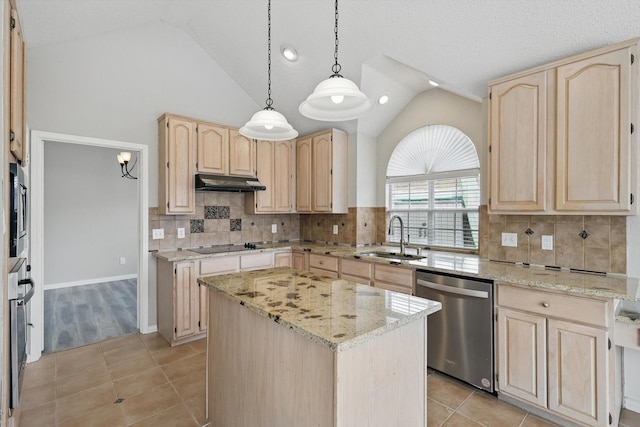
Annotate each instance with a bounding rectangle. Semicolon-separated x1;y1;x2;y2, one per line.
271;224;277;233
333;224;338;234
501;232;517;247
152;228;164;240
542;235;554;250
119;257;126;265
177;228;185;239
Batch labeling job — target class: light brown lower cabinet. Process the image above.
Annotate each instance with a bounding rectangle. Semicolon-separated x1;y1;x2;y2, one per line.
157;252;277;346
308;254;339;278
292;252;308;270
274;251;293;267
496;284;617;427
373;264;414;295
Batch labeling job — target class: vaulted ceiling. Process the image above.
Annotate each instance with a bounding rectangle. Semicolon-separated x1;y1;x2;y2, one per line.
15;0;640;137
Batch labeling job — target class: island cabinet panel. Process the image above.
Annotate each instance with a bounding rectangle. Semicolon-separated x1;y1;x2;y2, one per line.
197;122;228;175
208;291;335;427
207;289;428;427
174;262;198;339
158;114;196;215
489;71;548;212
556;47;632;212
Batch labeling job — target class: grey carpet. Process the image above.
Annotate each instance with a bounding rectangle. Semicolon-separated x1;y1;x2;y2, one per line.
43;278;138;354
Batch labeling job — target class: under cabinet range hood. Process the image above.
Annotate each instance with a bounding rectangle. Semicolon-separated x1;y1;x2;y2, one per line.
195;174;266;192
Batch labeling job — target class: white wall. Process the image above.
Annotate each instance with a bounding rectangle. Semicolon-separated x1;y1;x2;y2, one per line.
26;20;260;207
43;142;137;285
26;21;260;327
375;88;485;206
355;133;377;207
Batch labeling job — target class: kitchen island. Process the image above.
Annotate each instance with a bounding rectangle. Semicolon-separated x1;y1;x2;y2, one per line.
198;267;441;427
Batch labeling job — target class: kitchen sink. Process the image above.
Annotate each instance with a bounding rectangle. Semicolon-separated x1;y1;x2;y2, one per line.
358;251;426;261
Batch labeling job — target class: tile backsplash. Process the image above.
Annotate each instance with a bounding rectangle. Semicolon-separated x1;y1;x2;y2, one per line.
299;207;382;246
478;205;626;274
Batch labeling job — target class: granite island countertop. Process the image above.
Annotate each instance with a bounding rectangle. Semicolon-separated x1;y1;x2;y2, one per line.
197;267;442;352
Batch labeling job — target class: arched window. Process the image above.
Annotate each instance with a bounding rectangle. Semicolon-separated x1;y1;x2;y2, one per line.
386;125;480;250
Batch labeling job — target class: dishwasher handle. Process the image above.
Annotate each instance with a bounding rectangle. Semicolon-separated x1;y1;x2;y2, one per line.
416;279;489;299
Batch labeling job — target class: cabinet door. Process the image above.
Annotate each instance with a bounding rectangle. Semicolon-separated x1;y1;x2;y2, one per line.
274;252;292;267
174;262;198;339
489;71;547;211
255;140;275;212
548;319;608;427
556;48;632;212
296;138;312;212
197;123;228;174
292;253;308;270
9;8;26;163
229;130;255;176
274;140;293;212
165;117;196;214
198;283;208;334
497;308;547;407
312;133;333;212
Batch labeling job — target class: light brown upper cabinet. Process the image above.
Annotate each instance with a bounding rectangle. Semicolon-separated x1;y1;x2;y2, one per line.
296;129;348;214
246;139;294;213
197;123;229;175
9;7;26;163
158;114;196;215
489;71;548;212
489;38;638;215
229;129;256;177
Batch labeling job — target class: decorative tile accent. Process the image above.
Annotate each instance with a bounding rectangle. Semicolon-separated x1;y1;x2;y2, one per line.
217;206;230;219
230;219;242;232
578;230;589;240
204;206;217;219
190;220;204;233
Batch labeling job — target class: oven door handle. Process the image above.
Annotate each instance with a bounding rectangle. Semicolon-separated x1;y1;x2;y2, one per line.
416;279;488;299
16;278;34;305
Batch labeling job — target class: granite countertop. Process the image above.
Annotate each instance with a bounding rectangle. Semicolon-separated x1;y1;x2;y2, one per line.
198;267;442;352
155;242;640;302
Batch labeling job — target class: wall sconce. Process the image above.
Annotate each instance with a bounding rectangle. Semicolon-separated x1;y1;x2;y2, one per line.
116;151;137;179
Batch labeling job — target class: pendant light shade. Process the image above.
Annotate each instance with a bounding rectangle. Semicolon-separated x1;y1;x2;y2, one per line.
240;108;298;141
299;0;372;122
299;75;373;121
239;0;298;141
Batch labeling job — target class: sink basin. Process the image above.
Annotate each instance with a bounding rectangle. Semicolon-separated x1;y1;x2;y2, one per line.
359;251;426;261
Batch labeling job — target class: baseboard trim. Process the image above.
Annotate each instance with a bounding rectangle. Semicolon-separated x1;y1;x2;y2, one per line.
44;274;138;291
624;396;640;413
141;324;158;334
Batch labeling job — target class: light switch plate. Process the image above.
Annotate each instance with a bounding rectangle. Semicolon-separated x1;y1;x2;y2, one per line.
542;235;554;250
177;228;185;239
333;225;338;234
501;232;517;247
119;257;126;265
271;224;277;233
152;228;164;240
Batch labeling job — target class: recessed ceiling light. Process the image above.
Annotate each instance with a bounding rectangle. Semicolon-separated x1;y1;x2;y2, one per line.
377;94;389;105
281;45;298;62
428;79;440;87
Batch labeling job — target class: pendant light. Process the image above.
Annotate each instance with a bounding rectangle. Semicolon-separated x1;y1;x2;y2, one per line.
298;0;373;121
240;0;298;141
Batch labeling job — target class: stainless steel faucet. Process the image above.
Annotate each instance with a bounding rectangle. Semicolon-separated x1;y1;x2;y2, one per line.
388;215;406;255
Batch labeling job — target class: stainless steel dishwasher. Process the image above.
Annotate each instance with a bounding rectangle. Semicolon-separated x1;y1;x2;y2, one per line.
415;270;495;394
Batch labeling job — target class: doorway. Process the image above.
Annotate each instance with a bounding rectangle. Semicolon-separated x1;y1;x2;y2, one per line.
29;131;150;361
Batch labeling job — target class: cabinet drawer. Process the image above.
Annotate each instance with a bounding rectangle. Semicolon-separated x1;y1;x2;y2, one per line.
240;253;273;270
374;264;414;287
200;256;239;275
375;281;412;295
309;254;339;272
340;273;372;286
309;267;339;279
340;259;372;279
498;285;609;327
615;321;640;350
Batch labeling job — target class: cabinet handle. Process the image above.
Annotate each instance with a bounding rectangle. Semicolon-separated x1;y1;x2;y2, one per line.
542;302;550;308
319;261;324;265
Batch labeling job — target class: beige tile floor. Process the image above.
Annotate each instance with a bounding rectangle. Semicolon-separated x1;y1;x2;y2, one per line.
20;332;640;427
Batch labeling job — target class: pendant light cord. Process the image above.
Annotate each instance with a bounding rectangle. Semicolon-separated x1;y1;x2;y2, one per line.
331;0;342;77
265;0;274;110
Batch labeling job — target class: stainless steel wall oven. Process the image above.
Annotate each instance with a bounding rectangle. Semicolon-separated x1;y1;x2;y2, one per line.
10;162;28;257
